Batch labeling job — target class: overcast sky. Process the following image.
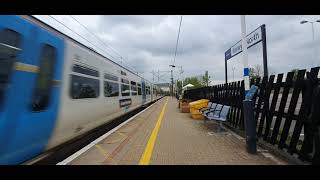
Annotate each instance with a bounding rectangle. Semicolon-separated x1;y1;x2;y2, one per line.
34;15;320;85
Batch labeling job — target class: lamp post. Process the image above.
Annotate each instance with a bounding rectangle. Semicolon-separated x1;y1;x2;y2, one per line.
169;64;184;97
169;65;175;96
180;67;184;95
175;65;184;94
300;19;320;66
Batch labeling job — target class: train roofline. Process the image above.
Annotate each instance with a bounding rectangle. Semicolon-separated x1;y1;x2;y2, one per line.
19;15;153;84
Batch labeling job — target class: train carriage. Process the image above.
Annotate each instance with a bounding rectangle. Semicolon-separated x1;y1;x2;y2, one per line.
0;15;163;164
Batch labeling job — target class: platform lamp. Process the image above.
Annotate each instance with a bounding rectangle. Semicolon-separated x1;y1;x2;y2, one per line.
300;19;320;66
169;65;175;96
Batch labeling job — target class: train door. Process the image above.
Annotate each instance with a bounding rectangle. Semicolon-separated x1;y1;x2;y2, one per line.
0;16;64;164
141;80;146;104
151;85;155;101
152;85;155;101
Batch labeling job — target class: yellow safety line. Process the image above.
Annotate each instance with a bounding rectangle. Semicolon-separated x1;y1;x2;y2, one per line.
95;144;110;159
139;97;169;165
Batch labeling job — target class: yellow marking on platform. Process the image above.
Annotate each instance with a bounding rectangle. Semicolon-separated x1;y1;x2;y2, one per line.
117;131;128;138
104;132;128;144
95;144;110;159
105;138;125;144
139;97;169;165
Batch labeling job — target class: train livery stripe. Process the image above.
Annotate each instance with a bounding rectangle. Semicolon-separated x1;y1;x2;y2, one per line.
15;62;39;73
52;80;61;87
14;62;61;86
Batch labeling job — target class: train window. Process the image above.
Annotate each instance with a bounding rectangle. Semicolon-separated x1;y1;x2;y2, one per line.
104;73;118;82
121;78;129;84
121;84;130;96
131;81;137;96
146;86;150;95
104;81;119;97
70;75;99;99
121;70;127;76
0;29;21;109
73;64;99;77
31;44;56;111
137;83;142;95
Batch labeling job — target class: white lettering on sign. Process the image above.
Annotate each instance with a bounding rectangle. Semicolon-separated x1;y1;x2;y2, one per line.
230;27;262;57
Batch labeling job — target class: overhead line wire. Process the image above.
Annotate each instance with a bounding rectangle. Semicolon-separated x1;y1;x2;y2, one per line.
172;15;183;66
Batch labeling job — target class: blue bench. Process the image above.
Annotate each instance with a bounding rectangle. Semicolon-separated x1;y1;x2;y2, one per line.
200;102;231;132
201;103;230;121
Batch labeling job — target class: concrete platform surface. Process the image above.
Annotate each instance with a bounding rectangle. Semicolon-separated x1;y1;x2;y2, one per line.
66;97;288;165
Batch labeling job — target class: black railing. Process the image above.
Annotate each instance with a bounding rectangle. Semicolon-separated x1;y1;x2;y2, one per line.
183;66;320;164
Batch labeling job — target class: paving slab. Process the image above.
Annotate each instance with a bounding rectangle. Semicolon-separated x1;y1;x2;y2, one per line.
68;97;287;165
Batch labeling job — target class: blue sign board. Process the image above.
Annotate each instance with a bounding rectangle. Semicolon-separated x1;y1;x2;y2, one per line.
225;25;263;61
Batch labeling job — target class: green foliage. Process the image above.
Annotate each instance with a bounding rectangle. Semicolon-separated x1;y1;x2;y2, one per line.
183;76;203;88
201;71;211;87
249;64;263;81
176;80;183;95
176;71;212;95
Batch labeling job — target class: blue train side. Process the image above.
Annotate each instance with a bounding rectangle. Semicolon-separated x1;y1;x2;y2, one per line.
0;15;65;164
0;15;162;164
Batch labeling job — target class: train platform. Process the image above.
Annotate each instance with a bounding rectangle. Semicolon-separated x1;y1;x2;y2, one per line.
59;96;288;165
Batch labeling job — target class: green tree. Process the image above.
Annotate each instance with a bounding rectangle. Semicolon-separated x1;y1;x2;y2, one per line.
176;80;183;95
184;76;203;89
202;71;211;86
176;75;206;96
249;64;263;81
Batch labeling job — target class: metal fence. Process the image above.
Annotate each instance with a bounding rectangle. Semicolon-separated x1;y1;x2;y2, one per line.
183;66;320;164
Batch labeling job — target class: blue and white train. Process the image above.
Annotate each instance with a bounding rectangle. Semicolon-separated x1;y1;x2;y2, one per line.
0;15;162;164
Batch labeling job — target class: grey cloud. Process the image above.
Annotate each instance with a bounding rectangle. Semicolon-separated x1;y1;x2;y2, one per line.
34;15;320;84
98;15;169;30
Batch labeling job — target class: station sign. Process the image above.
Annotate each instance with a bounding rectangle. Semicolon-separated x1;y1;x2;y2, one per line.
224;24;268;84
225;25;263;61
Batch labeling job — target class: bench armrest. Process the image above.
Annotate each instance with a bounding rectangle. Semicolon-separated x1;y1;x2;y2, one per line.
199;107;208;112
205;108;222;113
203;108;222;116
